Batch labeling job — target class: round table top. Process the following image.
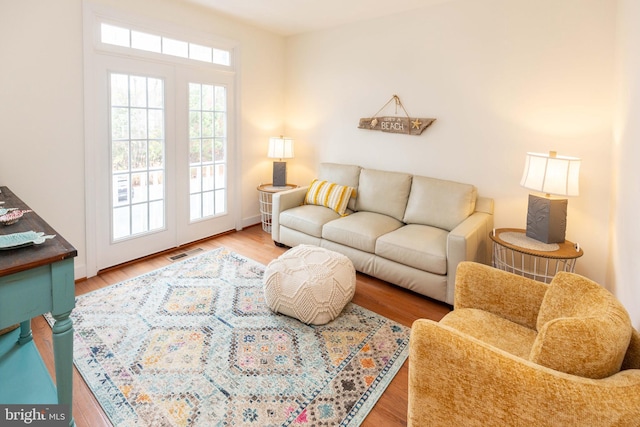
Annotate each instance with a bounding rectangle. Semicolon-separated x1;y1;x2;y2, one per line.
490;228;583;259
257;183;298;193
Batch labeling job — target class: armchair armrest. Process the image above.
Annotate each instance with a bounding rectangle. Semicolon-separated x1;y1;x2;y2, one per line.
454;261;548;329
409;319;640;427
445;210;493;304
271;186;308;243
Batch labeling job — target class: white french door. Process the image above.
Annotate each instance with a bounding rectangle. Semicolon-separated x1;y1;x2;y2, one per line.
91;55;236;271
176;68;236;245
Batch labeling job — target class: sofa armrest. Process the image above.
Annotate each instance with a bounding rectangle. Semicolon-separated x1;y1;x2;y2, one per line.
445;210;494;304
454;261;548;329
409;319;640;427
271;186;308;243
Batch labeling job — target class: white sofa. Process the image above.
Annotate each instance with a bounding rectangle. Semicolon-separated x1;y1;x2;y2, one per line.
271;163;494;305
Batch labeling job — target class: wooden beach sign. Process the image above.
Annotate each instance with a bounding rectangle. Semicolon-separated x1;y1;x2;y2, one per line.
358;94;435;136
358;116;435;135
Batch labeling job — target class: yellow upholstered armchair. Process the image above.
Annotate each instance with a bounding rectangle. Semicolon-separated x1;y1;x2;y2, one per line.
408;262;640;427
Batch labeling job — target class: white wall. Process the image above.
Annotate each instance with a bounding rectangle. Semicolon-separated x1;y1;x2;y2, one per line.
285;0;616;289
612;0;640;328
0;0;285;277
0;0;85;268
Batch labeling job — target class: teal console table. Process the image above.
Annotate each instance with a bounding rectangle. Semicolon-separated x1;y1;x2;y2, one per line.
0;186;77;426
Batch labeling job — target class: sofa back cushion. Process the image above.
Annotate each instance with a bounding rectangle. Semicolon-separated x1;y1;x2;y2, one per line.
532;272;632;379
319;163;361;211
403;176;477;231
355;169;412;221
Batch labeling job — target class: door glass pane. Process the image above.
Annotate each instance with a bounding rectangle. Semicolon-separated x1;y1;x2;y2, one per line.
215;189;225;214
112;141;129;171
131;172;148;203
202;165;214;191
190;193;201;221
190;166;202;193
149;171;164;201
111;74;129;105
110;73;165;240
203;191;214;217
131;140;148;170
149;200;164;229
214;164;226;190
113;206;130;240
132;203;149;234
149;140;164;168
202;139;213;162
111;108;129;140
148;78;164;109
214;138;225;162
188;82;227;221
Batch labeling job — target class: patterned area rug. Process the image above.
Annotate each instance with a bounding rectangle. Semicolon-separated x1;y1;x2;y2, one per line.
53;248;410;426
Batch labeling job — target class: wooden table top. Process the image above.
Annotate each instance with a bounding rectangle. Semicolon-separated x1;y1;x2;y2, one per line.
0;186;77;277
490;227;583;259
257;183;298;193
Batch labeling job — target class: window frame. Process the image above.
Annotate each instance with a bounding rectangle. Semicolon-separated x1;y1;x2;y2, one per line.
86;4;238;73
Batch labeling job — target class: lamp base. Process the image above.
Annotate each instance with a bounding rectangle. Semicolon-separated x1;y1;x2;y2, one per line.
525;194;567;244
272;161;287;187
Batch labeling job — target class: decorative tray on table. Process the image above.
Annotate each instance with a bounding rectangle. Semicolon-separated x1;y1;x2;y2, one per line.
0;231;56;250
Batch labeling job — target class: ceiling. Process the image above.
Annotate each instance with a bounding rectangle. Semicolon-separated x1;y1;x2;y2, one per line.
183;0;452;36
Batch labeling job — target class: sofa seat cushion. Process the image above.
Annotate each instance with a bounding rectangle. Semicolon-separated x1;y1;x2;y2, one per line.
322;211;404;253
280;205;340;238
375;224;448;275
440;308;537;359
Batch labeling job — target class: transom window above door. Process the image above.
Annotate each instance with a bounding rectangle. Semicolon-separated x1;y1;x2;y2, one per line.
100;23;232;67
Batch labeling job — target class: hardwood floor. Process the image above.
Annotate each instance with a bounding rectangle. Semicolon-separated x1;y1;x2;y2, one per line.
31;225;451;426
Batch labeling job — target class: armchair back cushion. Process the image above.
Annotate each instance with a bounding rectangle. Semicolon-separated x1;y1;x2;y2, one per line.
355;169;412;222
532;272;633;379
403;176;477;231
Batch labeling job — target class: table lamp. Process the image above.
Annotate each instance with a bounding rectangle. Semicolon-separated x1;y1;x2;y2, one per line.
268;136;294;187
520;151;581;243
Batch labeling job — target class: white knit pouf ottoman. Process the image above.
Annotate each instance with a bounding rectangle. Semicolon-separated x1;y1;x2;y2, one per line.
263;245;356;325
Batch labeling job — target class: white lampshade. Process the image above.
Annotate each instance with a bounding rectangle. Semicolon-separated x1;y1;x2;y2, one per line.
520;151;581;197
267;136;294;159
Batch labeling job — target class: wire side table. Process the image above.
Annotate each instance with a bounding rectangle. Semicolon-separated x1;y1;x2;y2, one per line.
257;183;297;233
490;228;584;283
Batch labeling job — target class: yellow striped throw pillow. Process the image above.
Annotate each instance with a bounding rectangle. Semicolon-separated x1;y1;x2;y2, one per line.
304;179;355;216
